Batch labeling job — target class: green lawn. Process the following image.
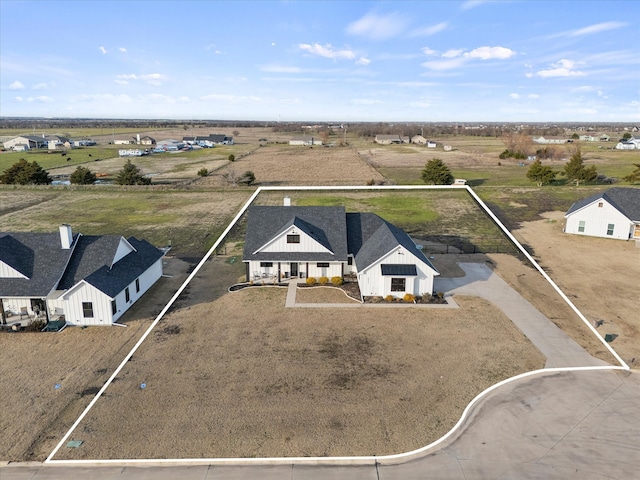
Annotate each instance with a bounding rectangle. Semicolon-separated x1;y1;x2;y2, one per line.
0;146;122;172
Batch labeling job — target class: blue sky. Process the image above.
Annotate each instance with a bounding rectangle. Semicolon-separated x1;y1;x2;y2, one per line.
1;0;638;122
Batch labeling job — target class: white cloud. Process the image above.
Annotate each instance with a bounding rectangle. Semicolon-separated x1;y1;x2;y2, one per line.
509;93;520;99
77;94;133;103
15;96;23;102
299;43;355;60
98;46;107;54
26;96;53;103
569;21;627;37
119;47;127;53
410;22;448;37
260;65;303;73
528;94;540;99
271;42;276;46
536;59;585;78
422;57;467;71
356;57;371;66
8;80;25;90
461;0;488;11
422;47;437;56
346;12;408;40
115;73;167;86
465;46;515;60
442;49;464;58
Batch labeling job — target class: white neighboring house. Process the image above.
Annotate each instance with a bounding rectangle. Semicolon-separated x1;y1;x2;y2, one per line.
3;135;48;150
243;202;439;298
564;188;640;241
0;225;165;327
289;136;323;146
615;137;640;150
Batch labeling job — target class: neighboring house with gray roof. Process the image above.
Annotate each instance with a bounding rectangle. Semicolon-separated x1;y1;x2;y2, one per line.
564;187;640;240
3;135;48;150
0;225;164;327
243;200;439;298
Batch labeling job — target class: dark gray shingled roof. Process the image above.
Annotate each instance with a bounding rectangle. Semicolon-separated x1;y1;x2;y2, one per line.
0;232;163;299
346;212;437;273
565;187;640;221
243;206;348;262
0;232;77;297
80;237;164;297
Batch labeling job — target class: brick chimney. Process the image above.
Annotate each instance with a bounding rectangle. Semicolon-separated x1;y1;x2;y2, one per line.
59;224;73;249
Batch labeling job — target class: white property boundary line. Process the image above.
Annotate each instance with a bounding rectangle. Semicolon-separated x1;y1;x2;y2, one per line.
45;185;629;466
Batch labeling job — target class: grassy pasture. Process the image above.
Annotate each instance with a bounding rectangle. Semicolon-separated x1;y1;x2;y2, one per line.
0;146;122;172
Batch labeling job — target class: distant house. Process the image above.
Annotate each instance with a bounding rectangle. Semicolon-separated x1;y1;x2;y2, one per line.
0;225;165;327
184;134;233;147
289;136;322;146
533;136;567;145
564;188;640;240
411;135;427;145
114;139;134;145
243;202;439;299
427;141;437;148
46;135;72;150
615;137;640;150
140;136;156;145
578;135;599;142
3;135;48;150
375;135;408;145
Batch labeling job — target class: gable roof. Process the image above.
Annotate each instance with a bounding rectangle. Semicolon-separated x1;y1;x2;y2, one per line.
243;206;348;262
0;231;163;299
346;213;437;273
565;187;640;221
0;232;77;297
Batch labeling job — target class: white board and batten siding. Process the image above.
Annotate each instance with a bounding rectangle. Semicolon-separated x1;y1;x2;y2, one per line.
357;246;436;298
565;201;635;240
58;258;163;326
0;261;27;278
257;227;332;254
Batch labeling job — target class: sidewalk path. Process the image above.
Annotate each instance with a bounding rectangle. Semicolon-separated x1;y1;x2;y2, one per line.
435;263;609;368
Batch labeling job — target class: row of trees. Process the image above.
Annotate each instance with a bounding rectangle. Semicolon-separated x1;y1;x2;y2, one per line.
422;153;640;186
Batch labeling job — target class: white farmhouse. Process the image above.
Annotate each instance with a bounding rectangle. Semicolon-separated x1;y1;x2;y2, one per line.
243;203;439;298
0;225;165;327
564;188;640;240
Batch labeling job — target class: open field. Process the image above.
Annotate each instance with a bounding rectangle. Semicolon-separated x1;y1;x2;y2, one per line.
0;189;251;256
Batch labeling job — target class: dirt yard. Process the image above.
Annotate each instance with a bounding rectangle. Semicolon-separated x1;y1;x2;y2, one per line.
512;211;640;365
199;145;386;187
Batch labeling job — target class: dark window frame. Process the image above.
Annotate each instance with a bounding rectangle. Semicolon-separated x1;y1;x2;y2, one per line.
260;262;273;268
287;234;300;244
125;287;130;303
390;278;406;292
317;262;330;268
82;302;94;318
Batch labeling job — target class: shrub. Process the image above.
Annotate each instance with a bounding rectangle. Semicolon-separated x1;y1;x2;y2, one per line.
318;276;329;285
384;295;394;302
197;168;208;177
403;293;416;303
228;154;235;162
331;276;343;286
437;291;444;299
306;277;316;285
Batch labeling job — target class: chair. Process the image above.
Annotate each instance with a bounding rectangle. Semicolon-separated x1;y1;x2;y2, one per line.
20;307;28;319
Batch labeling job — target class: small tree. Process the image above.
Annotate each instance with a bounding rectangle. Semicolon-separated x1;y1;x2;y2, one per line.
421;158;453;185
0;158;52;185
228;154;235;162
115;159;151;185
70;165;97;185
237;170;255;185
623;163;640;184
622;132;632;140
526;160;557;186
563;150;597;186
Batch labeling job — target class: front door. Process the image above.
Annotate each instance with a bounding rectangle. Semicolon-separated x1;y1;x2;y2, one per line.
634;224;640;239
290;262;298;277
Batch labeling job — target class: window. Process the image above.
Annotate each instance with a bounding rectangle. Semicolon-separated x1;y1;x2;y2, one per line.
347;257;353;266
578;220;585;233
598;202;603;208
391;278;406;292
260;262;273;267
111;300;117;315
82;302;94;318
607;224;615;236
135;278;140;293
317;262;329;268
287;234;300;244
125;287;130;303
